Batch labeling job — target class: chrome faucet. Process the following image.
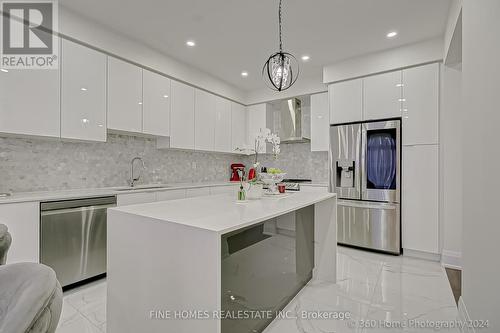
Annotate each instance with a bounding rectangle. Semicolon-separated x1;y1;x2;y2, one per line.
129;157;145;187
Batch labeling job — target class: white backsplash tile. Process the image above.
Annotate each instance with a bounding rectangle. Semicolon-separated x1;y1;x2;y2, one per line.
0;136;328;193
246;142;328;183
0;134;244;193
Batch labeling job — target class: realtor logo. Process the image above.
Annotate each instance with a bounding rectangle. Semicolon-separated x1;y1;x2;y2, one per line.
1;0;58;69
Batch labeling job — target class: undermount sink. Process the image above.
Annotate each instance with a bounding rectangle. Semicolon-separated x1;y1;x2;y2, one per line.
115;185;170;192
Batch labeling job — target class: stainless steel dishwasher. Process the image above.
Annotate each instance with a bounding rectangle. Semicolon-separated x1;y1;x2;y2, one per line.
40;196;116;288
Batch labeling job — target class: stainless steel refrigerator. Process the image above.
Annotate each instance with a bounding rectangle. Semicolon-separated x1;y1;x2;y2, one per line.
329;119;401;254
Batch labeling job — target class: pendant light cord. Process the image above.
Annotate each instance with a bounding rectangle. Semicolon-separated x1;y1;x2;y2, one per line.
278;0;283;51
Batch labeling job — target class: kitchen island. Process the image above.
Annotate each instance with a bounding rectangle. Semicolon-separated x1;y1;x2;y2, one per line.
106;191;337;333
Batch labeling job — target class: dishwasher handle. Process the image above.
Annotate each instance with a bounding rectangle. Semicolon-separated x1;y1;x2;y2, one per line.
40;204;116;216
41;196;116;211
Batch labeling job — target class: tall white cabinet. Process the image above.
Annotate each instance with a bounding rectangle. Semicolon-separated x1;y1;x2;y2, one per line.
107;57;143;133
231;102;247;153
402;63;439;145
402;145;439;254
400;63;440;256
142;70;171;137
170;81;195;150
327;63;441;256
61;39;107;141
214;97;232;153
194;89;216;151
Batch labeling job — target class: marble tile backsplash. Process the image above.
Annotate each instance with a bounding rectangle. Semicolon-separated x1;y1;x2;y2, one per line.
0;134;244;193
0;135;328;193
245;142;329;183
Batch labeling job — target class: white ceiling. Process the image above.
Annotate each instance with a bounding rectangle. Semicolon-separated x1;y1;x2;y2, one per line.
59;0;451;92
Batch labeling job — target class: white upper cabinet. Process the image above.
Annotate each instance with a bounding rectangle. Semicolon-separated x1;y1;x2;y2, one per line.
107;57;143;133
0;44;60;138
143;70;171;137
363;71;402;120
402;144;439;254
329;78;363;124
310;92;329;152
61;40;107;141
402;63;439;145
170;81;195;149
214;96;232;153
194;89;216;151
231;102;246;153
247;104;267;153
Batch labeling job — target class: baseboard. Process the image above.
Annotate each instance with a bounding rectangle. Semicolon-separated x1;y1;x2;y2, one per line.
441;250;462;270
458;296;475;333
403;248;441;261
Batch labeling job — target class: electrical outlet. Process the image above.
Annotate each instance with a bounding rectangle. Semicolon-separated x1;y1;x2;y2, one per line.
191;162;197;169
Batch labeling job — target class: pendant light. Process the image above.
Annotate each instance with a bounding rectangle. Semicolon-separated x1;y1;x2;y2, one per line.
262;0;299;91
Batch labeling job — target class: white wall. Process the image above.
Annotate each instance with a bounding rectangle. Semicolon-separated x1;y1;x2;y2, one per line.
461;0;500;331
440;65;463;269
323;38;443;84
57;6;246;104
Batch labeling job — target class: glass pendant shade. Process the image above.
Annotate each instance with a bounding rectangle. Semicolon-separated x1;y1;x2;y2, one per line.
263;51;299;91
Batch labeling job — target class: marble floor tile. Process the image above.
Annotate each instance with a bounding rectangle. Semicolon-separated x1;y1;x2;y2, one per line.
56;246;458;333
57;311;103;333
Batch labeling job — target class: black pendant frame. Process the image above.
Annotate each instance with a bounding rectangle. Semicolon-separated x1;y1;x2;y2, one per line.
262;51;299;92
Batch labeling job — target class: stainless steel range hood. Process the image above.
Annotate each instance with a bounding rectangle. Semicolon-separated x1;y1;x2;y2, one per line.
268;97;311;143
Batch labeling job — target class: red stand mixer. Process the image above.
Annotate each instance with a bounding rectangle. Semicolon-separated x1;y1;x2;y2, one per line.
230;164;246;181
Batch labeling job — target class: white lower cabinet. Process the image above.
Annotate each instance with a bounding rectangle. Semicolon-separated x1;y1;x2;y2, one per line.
402;145;439;254
116;192;157;206
156;189;186;201
210;185;237;195
0;202;39;264
186;187;210;198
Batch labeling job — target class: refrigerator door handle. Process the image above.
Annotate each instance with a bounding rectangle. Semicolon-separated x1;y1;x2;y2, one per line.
337;199;397;210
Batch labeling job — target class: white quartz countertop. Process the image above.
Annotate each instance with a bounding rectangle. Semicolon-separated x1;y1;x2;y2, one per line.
0;181;238;204
109;191;336;234
0;182;327;204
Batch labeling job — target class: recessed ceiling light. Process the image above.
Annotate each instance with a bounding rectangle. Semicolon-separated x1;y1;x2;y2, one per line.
301;55;310;61
241;71;248;77
80;87;88;91
186;40;196;47
163;94;169;98
138;102;143;105
386;31;398;38
0;68;8;73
